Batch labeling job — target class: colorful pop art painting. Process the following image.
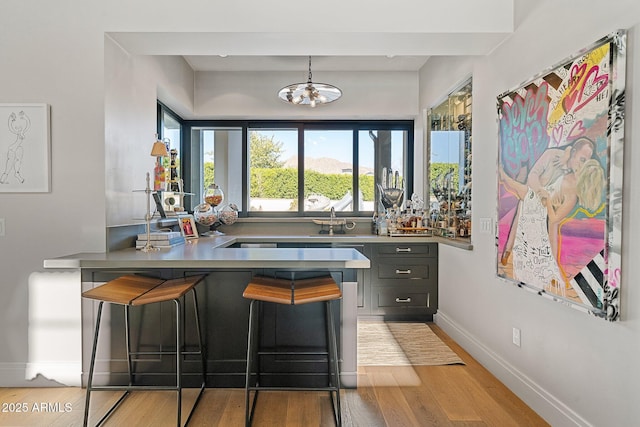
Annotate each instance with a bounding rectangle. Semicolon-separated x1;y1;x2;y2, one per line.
496;31;625;321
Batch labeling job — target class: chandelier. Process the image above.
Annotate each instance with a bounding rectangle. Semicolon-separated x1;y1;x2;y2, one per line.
278;56;342;107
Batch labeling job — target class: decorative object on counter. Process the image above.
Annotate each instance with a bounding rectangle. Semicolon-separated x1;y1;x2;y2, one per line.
278;56;342;107
150;134;168;191
167;146;180;191
136;235;185;249
376;192;436;237
162;180;193;216
151;191;166;218
133;172;160;252
204;183;224;207
136;231;182;240
377;166;404;209
197;183;239;235
194;202;217;226
219;203;239;225
178;214;199;240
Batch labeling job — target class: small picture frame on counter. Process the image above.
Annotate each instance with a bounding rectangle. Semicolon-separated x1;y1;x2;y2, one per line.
152;192;166;218
178;214;198;239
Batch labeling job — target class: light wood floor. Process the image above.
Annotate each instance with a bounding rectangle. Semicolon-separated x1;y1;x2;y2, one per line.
0;325;549;426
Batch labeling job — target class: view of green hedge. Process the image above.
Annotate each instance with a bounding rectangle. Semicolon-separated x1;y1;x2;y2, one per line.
251;168;375;200
204;163;377;201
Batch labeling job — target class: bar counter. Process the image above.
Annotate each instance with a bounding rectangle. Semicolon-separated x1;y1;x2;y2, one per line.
44;236;371;388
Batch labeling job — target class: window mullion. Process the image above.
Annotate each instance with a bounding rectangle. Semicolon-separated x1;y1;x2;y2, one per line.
297;125;305;215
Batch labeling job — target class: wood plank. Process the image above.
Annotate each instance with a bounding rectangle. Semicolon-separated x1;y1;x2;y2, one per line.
342;371;387;427
0;325;550;427
365;367;424;426
430;325;550;427
418;365;483;422
284;391;321;427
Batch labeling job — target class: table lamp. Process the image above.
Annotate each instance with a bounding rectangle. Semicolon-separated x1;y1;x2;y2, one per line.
151;136;168;191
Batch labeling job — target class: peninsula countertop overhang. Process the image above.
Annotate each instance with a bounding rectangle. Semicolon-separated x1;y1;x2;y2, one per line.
44;235;372;270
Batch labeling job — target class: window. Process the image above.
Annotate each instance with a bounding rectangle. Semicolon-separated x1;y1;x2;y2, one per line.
190;126;243;211
427;79;472;239
173;117;413;217
248;128;298;212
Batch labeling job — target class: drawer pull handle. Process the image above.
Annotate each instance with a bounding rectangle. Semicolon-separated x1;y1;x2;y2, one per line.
395;269;412;274
395;297;412;303
396;247;412;253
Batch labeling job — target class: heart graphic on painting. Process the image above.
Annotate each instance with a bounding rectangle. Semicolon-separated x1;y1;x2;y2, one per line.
562;63;609;113
575;66;609;112
551;125;564;146
568;121;586;139
562;64;587;113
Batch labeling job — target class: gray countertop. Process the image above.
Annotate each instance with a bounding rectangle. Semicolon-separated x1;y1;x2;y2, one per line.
43;233;472;270
44;235;371;269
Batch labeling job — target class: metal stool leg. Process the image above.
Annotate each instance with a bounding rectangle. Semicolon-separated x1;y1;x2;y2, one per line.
327;300;342;426
125;305;133;387
84;302;131;427
191;287;207;399
83;301;103;427
245;299;259;427
174;299;183;427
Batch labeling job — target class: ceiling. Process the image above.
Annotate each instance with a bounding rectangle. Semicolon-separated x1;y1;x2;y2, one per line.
183;55;432;72
107;2;538;73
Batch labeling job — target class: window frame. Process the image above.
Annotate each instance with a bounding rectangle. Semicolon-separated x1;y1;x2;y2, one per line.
167;114;414;218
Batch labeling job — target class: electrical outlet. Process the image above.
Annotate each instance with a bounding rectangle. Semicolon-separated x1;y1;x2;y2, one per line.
512;327;521;347
0;218;4;237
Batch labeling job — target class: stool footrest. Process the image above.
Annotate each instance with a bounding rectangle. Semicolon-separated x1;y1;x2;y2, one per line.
248;386;339;392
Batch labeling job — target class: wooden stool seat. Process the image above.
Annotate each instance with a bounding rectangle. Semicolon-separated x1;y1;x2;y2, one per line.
82;274;207;427
243;275;342;426
133;275;206;306
81;275;165;305
243;275;342;305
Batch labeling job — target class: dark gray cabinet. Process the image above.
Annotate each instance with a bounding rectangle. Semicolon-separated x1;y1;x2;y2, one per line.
360;242;438;320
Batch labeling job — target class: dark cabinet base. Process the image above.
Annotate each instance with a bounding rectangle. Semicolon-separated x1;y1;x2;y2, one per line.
359;243;438;320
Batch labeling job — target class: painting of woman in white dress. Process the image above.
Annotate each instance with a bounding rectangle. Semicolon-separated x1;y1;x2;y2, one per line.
496;31;626;320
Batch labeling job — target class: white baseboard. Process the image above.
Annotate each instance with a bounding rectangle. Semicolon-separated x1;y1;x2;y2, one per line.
435;311;591;427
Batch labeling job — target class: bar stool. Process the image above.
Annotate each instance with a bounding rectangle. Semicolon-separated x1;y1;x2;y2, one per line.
81;274;207;427
243;275;342;426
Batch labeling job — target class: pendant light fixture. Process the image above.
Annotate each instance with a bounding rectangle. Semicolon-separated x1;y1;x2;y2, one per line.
278;56;342;107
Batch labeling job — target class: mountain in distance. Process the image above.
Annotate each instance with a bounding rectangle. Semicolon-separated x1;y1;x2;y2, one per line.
283;156;374;175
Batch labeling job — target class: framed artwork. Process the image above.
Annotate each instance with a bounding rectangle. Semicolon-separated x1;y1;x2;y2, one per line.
0;104;50;192
178;214;198;239
496;31;626;321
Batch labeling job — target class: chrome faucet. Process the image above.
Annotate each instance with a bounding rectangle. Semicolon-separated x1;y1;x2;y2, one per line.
329;207;336;235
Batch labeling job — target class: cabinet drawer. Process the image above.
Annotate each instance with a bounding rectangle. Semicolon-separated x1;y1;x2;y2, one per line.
377;263;431;280
371;286;436;315
374;243;436;257
378;291;430;308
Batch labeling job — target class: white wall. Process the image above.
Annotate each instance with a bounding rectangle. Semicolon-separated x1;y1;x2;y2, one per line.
419;3;640;426
105;37;194;226
195;71;418;120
